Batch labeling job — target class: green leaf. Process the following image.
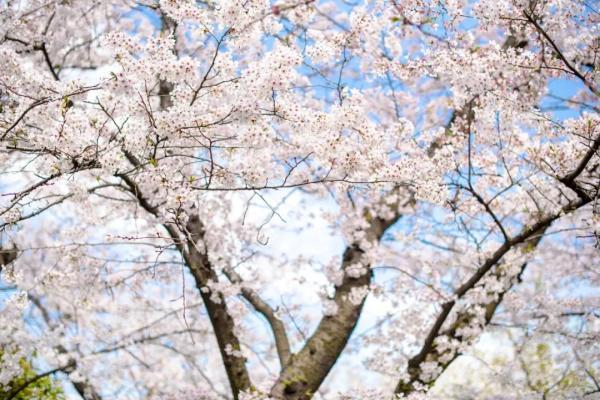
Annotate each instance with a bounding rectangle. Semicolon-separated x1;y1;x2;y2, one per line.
0;350;65;400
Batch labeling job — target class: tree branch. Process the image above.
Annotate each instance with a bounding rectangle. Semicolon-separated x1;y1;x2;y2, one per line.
394;222;550;394
118;159;252;399
523;11;599;96
183;216;252;399
270;211;400;400
223;266;292;367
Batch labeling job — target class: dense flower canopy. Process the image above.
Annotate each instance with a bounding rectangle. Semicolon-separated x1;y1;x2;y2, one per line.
0;0;598;399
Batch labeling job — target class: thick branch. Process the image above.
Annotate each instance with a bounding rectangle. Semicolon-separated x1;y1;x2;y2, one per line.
395;188;590;395
270;212;399;400
118;167;252;399
184;216;252;399
394;223;550;394
223;266;292;367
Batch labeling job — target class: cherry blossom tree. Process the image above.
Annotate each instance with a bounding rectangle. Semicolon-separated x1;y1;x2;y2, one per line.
0;0;598;399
